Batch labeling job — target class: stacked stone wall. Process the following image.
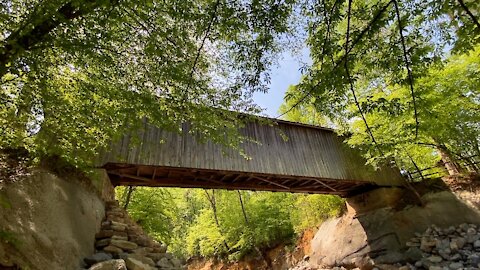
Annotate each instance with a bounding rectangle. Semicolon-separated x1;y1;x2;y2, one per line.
84;201;184;270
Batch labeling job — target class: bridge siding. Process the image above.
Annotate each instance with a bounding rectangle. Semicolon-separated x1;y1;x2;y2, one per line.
98;121;404;186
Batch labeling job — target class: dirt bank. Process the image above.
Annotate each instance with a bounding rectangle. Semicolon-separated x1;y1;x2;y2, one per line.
0;169;106;269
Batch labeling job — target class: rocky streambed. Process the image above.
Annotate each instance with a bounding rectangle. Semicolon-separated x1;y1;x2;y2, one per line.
303;223;480;270
399;223;480;269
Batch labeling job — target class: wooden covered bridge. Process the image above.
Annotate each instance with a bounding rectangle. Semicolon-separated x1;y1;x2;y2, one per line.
97;119;405;197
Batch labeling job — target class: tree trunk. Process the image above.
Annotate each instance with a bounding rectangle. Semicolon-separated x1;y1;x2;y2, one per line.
204;190;229;251
436;144;463;175
123;186;135;210
237;191;249;225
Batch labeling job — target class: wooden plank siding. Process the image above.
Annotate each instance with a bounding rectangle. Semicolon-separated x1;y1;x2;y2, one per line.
97;119;405;195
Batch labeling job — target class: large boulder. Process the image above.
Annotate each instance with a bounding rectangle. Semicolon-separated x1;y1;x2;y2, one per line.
309;190;480;269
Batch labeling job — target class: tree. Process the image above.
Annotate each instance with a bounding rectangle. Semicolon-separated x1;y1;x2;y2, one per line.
116;186;177;241
278;85;334;127
278;0;479;171
0;0;296;166
342;46;480;173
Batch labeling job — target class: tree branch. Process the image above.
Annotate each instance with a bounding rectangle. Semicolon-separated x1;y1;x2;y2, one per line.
457;0;480;31
189;0;221;82
276;0;394;119
344;0;379;148
277;0;341;118
393;0;419;139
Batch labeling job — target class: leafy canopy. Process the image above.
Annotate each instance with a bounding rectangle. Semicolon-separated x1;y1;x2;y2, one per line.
0;0;296;165
280;0;479;170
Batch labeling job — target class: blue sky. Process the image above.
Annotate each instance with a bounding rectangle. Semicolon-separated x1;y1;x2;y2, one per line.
253;48;311;117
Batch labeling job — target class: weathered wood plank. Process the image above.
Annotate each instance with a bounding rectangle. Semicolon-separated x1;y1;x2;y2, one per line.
97;119;404;186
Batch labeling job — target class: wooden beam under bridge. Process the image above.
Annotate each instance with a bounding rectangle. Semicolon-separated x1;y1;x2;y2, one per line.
103;163;378;197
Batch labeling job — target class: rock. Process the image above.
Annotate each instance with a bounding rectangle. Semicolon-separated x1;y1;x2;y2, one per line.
111;239;138;250
85;201;184;270
105;201;119;208
474;240;480;248
170;258;182;267
111;221;127;231
88;259;127;270
125;257;153;270
108;216;125;223
112;231;128;238
421;237;437;252
104;245;124;254
111;221;126;227
112;235;129;241
101;221;111;227
467;234;480;244
469;254;480;266
83;252;113;265
428;266;442;270
146;252;165;262
132;247;154;255
117;253;129;260
448;262;463;269
374;252;406;264
406;241;420;247
428;255;443;263
450;238;466;251
466;228;476;235
84;252;113;266
405;247;423;262
134;235;152;247
157;257;173;268
95;238;111;248
127;254;155;267
449;254;461;261
96;230;114;239
152;245;167;253
436;239;450;250
372;264;397;270
438;249;452;260
111;224;126;231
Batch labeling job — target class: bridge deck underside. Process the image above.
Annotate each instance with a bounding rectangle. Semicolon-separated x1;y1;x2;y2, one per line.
104;163;377;197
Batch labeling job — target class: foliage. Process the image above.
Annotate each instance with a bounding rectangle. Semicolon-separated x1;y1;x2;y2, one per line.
345;46;480;170
278;0;480;172
293;0;479;122
118;187;344;260
0;0;298;166
279;85;332;127
290;194;345;233
116;187;177;241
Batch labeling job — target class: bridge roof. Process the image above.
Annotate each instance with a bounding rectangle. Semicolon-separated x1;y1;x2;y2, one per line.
97;118;405;196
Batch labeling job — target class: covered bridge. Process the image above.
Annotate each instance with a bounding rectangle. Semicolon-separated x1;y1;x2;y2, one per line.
97;119;405;197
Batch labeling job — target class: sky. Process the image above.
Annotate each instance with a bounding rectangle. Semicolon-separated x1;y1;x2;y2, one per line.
253;48;311;118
